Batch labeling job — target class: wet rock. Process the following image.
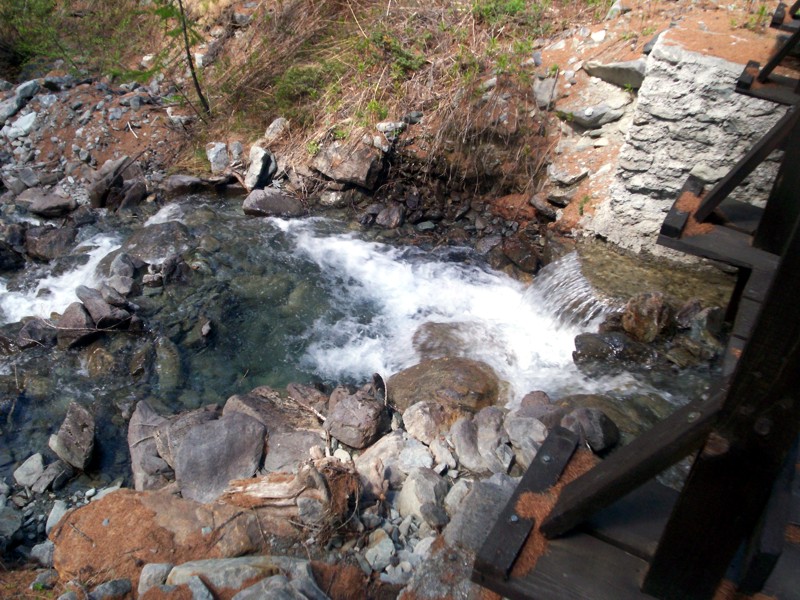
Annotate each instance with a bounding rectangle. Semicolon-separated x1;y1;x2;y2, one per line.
154;335;183;394
55;302;97;348
502;231;541;273
122;221;192;265
174;412;266;503
388;357;501;413
561;407;621;454
243;188;305;218
449;417;487;474
167;556;280;590
161;174;207;198
312;141;383;190
18;318;57;349
584;58;646;90
75;286;131;329
20;188;77;217
48;401;95;470
205;142;229;174
25;226;77;262
375;202;405;229
573;331;658;366
128;401;172;491
622;292;672;342
154;405;221;469
87;578;131;599
138;563;174;597
244;146;277;190
0;240;25;272
325;392;387;449
13;453;44;488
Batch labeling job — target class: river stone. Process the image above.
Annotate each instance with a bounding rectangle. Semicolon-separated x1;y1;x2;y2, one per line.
354;430;408;500
76;286;131;329
443;473;517;549
18;318;57;349
122;221;192;265
375;203;405;228
403;401;453;446
0;506;22;546
31;540;55;567
474;406;510;474
324;392;387;449
504;408;549;468
20;188;77;217
87;578;131;599
56;302;97;348
262;430;325;473
46;500;68;534
205;142;229;174
573;331;658;366
449;417;487;474
244;146;277;190
0;240;24;272
312;140;383;190
154;404;221;469
388;357;501;413
174;411;266;503
398;438;434;472
396;467;448;523
154;335;183;395
160;174;207;198
584;58;647;90
622;291;673;342
243;188;305;218
167;556;280;590
32;459;74;494
561;407;620;454
128;401;172;491
25;226;77;261
502;231;541;273
138;563;174;597
48;401;95;470
13;453;44;487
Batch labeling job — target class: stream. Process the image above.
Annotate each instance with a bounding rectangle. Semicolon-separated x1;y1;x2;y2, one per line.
0;193;718;486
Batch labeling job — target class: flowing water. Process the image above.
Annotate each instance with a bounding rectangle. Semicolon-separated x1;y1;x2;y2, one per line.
0;194;716;484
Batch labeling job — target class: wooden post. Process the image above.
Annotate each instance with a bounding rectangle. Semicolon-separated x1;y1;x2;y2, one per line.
642;205;800;599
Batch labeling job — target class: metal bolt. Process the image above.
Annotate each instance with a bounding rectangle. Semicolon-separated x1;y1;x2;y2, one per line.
540;454;552;464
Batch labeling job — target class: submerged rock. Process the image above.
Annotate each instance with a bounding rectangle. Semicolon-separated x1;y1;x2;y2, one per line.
242;188;305;218
48;401;95;470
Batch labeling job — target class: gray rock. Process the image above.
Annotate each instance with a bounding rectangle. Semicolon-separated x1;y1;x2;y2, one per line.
30;570;58;591
443;479;472;516
474;406;510;474
243;146;277;190
403;401;449;445
31;540;55;567
354;430;408;500
46;500;69;534
242;188;305;218
138;563;174;597
324;392;387;449
263;117;289;144
449;417;487;474
17;167;39;188
75;286;131;329
160;174;207;198
56;592;79;600
561;407;620;453
547;164;590;187
0;240;25;272
4;111;37;139
584;59;646;90
443;473;517;549
267;556;329;600
48;401;95;469
262;430;325;473
155;405;222;470
167;556;281;590
0;506;22;540
364;528;396;572
233;574;306;600
31;459;74;493
504;408;549;468
128;401;172;491
312;141;383;189
398;438;434;472
429;437;457;471
17;80;41;101
569;103;625;129
25;225;77;262
395;467;448;522
13;453;44;487
530;192;557;220
186;575;214;600
375;203;405;228
87;578;131;599
533;77;558;110
174;411;266;503
20;188;77;218
205;142;229;174
122;221;192;265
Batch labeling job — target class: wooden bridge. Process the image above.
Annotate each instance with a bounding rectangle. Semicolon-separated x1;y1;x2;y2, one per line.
471;8;800;599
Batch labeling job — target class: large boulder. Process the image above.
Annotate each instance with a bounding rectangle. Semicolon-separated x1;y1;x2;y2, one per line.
324;391;387;449
19;188;77;217
388;357;502;413
244;146;277;190
122;221;192;265
312;140;383;190
25;226;76;261
154;405;221;469
128;401;172;491
48;401;95;470
75;285;131;329
55;302;97;348
174;412;267;503
242;188;305;218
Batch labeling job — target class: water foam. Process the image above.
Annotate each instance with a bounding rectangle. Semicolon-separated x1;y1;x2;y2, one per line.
273;219;619;402
0;234;120;323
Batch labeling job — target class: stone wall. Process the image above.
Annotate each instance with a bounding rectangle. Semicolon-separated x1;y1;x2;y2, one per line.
583;37;786;258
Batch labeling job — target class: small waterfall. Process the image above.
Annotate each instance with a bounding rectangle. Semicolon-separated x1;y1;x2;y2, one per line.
525;252;618;328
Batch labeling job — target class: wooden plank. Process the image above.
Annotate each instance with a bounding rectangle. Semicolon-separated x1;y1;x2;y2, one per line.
659;207;689;239
694;107;797;223
472;427;578;582
730;297;763;341
713;199;763;235
737;80;800;105
756;26;800;83
643;208;800;600
722;335;747;377
736;441;797;594
539;392;724;539
771;2;787;29
584;480;678;561
486;533;655;600
657;226;779;271
742;268;776;304
736;60;758;90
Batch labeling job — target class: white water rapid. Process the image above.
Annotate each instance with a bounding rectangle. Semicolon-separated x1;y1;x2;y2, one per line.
272;218;634;404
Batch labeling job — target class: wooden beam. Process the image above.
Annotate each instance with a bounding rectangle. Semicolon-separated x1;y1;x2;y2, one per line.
539;393;724;539
756;27;800;83
642;209;800;599
472;427;578;582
